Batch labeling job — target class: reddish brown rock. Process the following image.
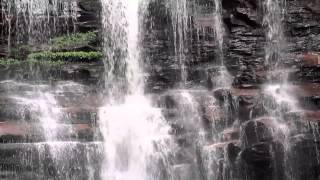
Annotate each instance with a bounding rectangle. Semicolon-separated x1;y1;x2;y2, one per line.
286;110;320;123
0;122;27;136
203;140;240;160
290;83;320;97
300;53;320;66
0;122;95;142
231;88;261;97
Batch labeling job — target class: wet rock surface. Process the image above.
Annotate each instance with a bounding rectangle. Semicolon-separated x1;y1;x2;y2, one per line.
144;0;320;179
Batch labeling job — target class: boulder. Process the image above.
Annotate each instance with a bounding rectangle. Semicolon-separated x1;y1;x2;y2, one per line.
240;141;285;180
240;119;274;147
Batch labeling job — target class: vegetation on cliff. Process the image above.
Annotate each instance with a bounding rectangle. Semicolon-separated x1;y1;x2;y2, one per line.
49;31;98;51
27;51;103;62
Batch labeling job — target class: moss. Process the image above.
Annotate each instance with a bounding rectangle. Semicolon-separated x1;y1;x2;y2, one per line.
9;45;32;59
0;58;66;67
49;31;97;50
0;58;21;66
27;51;103;62
28;59;66;66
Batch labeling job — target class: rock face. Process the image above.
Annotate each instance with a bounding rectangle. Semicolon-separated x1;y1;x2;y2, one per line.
145;0;320;180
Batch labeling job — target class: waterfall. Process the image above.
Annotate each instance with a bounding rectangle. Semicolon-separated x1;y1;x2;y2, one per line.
99;1;173;179
1;0;78;46
263;0;291;137
0;0;318;179
0;1;100;179
262;0;298;179
165;0;234;179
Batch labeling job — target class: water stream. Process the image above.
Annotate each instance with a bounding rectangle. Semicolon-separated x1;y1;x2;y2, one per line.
99;1;173;179
167;0;189;85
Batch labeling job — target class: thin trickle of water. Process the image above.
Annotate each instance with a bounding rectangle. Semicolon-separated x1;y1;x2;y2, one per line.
99;1;173;180
201;144;225;180
263;0;290;140
166;1;232;179
263;0;286;68
262;1;298;179
213;0;224;58
310;123;320;165
176;90;203;132
212;0;231;89
167;0;189;85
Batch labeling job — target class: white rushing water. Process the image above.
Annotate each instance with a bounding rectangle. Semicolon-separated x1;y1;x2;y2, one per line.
99;1;173;180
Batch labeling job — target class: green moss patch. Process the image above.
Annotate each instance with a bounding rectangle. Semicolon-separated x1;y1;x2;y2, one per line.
0;58;66;67
28;59;66;66
0;58;21;66
49;31;98;50
27;51;103;62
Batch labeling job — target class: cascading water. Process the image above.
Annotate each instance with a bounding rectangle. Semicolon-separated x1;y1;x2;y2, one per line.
0;1;101;179
0;80;100;179
0;0;318;179
263;0;286;68
99;1;173;179
263;0;289;108
262;0;298;179
263;0;290;140
212;0;231;89
165;1;235;180
1;0;78;46
213;0;224;61
167;0;189;85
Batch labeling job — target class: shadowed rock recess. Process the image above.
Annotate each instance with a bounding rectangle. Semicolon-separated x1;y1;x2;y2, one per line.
0;0;319;179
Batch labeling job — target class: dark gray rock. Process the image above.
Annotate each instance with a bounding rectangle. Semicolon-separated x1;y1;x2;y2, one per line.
239;141;285;180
